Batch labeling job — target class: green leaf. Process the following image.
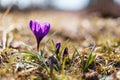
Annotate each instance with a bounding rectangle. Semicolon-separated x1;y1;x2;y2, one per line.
73;46;84;66
46;32;56;43
83;45;96;72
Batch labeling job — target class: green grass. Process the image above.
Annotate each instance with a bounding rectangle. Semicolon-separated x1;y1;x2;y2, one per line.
0;38;120;80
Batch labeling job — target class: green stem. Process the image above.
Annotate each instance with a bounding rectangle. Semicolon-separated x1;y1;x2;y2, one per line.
50;67;53;77
61;57;66;74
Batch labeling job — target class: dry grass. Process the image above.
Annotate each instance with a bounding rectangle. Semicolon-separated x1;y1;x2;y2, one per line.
0;9;120;80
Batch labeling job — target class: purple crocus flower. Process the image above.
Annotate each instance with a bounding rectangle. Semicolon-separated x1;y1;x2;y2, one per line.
29;20;50;51
56;42;61;54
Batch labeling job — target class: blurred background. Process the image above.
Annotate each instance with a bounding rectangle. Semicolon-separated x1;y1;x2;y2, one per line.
0;0;120;17
0;0;120;46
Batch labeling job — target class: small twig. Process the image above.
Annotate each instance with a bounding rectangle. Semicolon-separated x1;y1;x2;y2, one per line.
2;24;22;49
7;32;14;47
0;6;11;19
2;25;15;49
2;31;7;49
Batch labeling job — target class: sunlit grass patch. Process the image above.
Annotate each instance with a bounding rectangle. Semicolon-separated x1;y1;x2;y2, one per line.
0;36;120;80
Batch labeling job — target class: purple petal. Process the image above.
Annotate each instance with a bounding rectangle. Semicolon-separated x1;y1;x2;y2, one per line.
34;20;41;32
30;20;34;31
41;22;50;36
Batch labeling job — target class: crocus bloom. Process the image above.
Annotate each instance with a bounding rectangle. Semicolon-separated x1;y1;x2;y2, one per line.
56;42;61;54
30;20;50;51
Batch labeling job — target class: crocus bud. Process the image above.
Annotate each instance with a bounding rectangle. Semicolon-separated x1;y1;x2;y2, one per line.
29;20;50;51
56;42;61;54
49;56;56;68
63;47;68;57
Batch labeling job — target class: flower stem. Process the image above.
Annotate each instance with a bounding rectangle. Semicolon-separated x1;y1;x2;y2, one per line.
37;42;39;52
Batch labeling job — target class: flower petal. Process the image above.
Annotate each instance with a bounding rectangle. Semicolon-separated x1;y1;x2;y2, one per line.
42;22;50;36
34;20;41;32
30;20;34;31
